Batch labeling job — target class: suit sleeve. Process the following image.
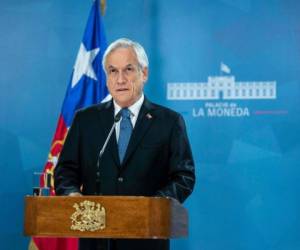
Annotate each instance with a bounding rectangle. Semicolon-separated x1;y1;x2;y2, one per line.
54;112;82;195
156;114;196;203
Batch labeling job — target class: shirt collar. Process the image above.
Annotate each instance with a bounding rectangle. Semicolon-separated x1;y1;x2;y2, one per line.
113;94;144;118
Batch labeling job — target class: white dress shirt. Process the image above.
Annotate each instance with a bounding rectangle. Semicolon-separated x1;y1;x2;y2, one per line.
113;94;144;142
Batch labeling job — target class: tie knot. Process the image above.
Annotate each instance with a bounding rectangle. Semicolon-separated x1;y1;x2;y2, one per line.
121;108;131;119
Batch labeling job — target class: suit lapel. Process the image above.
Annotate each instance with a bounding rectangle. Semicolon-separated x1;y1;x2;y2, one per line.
121;98;155;167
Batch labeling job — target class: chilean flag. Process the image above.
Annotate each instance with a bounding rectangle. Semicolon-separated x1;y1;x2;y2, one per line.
31;1;109;249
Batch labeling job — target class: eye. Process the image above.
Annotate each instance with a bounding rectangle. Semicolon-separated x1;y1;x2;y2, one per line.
126;66;134;72
108;68;117;74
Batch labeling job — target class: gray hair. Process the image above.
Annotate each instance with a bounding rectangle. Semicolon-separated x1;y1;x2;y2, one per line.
102;38;149;74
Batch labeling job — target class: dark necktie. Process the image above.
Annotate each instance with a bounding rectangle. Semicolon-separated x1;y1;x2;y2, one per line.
118;108;133;163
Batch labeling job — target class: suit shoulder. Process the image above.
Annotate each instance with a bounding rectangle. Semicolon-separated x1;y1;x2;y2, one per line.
149;102;182;120
75;101;110;116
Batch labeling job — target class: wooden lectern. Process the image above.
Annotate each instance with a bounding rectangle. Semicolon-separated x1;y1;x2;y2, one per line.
24;196;188;239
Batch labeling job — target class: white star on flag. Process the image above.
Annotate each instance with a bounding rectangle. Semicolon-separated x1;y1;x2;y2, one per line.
71;43;100;88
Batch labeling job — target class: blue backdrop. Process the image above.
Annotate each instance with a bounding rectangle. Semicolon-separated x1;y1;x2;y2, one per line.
1;0;300;249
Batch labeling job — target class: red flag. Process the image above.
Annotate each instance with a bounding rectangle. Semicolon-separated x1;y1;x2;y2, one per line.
30;1;108;249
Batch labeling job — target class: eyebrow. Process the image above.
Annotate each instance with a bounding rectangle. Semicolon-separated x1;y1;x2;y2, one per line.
107;64;135;69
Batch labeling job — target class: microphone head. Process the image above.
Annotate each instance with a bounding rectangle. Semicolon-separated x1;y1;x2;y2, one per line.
114;113;121;122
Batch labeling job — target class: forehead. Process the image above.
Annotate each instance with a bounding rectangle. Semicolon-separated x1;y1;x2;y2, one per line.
106;47;138;67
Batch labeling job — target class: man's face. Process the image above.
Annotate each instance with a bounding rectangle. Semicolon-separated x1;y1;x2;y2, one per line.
105;47;148;107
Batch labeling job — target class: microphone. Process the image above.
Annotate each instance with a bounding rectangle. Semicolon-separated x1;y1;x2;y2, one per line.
95;113;121;194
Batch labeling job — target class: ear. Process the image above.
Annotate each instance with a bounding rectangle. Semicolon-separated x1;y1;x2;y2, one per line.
142;67;148;83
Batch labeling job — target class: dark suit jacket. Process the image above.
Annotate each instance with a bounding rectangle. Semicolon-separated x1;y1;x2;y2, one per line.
54;97;195;250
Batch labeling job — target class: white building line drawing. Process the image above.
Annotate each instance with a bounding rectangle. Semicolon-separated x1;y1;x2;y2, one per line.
167;75;276;100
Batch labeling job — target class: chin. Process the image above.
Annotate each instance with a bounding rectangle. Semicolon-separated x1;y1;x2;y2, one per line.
115;98;133;107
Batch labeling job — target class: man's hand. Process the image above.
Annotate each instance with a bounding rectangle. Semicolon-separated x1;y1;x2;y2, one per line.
69;192;82;197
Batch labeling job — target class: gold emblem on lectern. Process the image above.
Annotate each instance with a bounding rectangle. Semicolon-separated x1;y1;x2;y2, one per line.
70;200;106;231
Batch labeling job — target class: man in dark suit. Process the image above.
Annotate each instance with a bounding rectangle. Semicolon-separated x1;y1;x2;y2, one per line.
54;38;195;250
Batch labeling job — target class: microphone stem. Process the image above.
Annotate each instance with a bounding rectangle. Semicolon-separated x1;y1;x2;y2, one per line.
96;120;118;195
95;115;120;195
99;122;117;159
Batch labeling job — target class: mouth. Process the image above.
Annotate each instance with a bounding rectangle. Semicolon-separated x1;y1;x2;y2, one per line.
116;88;130;93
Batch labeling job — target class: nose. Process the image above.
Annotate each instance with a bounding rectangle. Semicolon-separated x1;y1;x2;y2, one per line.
116;71;126;84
